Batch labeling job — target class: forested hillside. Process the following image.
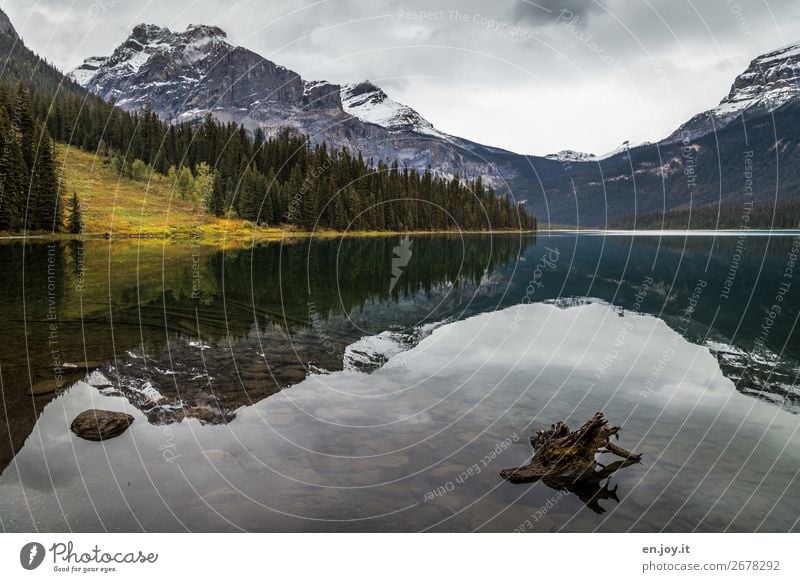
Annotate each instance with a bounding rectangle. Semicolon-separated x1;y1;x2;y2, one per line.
611;198;800;230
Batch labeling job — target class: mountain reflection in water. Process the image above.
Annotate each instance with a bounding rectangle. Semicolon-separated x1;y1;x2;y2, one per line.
0;232;799;531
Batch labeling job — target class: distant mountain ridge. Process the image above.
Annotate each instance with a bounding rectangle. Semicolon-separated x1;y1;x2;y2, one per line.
56;19;800;227
523;39;800;227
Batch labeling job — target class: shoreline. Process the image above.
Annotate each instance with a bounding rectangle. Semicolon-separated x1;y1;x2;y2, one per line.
0;228;538;242
543;228;800;236
5;227;799;242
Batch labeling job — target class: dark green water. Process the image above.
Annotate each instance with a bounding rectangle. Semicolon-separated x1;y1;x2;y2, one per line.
0;232;798;532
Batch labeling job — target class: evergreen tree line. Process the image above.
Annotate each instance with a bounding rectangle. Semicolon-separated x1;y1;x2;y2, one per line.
610;199;800;230
0;82;61;231
0;72;536;233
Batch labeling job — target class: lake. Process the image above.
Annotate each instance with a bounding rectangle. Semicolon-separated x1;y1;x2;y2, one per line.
0;232;799;532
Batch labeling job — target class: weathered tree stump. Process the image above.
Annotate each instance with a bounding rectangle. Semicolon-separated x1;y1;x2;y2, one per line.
500;412;641;487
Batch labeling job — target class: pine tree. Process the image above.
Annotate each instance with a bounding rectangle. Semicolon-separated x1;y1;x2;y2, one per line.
208;171;226;216
237;166;260;221
14;81;35;171
0;108;25;231
29;130;62;232
67;191;82;234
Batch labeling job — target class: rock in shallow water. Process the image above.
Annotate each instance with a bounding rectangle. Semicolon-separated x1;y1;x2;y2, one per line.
70;409;134;441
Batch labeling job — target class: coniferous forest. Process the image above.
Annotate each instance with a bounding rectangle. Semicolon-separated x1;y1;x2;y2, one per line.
609;199;800;230
0;32;535;234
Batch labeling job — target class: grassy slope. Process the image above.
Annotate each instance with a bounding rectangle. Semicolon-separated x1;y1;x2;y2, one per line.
0;144;535;239
58;144;289;240
0;144;537;240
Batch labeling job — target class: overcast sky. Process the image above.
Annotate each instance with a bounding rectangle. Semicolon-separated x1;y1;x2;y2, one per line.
5;0;800;156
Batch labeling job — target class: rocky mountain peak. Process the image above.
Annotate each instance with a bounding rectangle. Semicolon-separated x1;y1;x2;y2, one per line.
184;23;227;41
129;23;170;43
340;80;444;137
667;40;800;142
68;22;244;114
69;22;233;91
347;80;385;98
720;42;800;113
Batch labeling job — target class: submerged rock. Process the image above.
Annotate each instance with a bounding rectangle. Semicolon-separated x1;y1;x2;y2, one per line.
70;409;134;441
29;378;64;396
30;370;86;396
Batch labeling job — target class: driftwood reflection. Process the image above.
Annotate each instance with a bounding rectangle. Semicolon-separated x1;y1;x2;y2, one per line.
500;412;642;514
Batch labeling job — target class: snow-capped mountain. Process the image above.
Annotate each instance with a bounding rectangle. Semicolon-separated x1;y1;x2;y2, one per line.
69;22;563;186
70;24;446;137
339;81;447;139
70;23;232;105
69;23;306;122
666;41;800;142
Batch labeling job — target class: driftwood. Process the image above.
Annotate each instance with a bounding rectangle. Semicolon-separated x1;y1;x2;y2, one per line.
500;412;641;512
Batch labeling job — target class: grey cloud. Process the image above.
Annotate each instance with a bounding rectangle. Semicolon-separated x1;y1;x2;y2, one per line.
510;0;602;26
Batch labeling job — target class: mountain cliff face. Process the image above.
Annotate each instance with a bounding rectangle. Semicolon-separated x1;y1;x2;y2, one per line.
69;23;565;187
666;42;800;143
527;104;800;226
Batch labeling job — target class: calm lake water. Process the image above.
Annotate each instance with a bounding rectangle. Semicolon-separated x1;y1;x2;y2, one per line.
0;232;799;532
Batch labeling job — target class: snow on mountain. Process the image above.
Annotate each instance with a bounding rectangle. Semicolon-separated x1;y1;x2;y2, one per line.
545;150;599;163
340;81;447;138
549;42;800;159
545;142;644;163
714;42;800;115
68;23;231;109
68;56;109;86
